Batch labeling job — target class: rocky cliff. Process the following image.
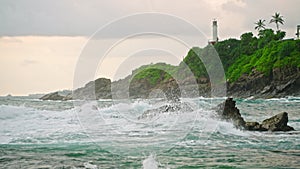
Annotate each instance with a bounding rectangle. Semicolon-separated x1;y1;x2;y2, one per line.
40;33;300;100
40;78;112;101
40;66;300;101
73;78;112;100
228;66;300;98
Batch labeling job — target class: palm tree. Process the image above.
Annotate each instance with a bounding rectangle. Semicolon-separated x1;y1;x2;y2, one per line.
270;12;284;31
255;19;266;31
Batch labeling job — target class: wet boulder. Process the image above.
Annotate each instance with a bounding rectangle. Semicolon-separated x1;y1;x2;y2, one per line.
138;102;193;119
40;92;67;101
216;98;295;132
261;112;295;131
215;98;246;128
244;122;266;131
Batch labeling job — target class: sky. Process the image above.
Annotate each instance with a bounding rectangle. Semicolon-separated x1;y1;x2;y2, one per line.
0;0;299;96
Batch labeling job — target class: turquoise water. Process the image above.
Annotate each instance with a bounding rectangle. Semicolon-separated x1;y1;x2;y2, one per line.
0;96;299;168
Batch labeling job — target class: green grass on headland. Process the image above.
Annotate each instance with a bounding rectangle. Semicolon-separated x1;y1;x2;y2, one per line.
131;29;300;84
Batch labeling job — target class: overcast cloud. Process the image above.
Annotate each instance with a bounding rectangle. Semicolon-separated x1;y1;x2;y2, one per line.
1;0;299;38
1;0;299;95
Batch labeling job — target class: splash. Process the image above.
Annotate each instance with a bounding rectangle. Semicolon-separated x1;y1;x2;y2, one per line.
143;154;159;169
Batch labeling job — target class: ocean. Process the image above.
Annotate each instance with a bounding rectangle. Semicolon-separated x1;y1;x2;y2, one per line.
0;96;299;168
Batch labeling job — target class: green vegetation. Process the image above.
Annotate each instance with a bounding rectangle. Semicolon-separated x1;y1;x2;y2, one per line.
131;63;176;85
131;46;210;84
178;47;208;79
225;31;300;82
270;12;284;31
130;13;299;85
131;37;299;84
255;19;266;32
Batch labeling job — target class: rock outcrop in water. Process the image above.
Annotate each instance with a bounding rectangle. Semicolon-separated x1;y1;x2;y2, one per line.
216;98;295;132
261;112;295;131
215;98;246;129
40;92;72;101
137;84;194;119
138;102;193;119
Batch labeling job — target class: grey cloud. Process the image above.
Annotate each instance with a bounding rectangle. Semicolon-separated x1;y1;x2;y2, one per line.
241;1;299;31
0;0;299;39
0;0;123;36
221;1;245;13
0;0;218;38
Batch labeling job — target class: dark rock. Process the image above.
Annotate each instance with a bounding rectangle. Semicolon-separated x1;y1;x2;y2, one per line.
261;112;295;131
41;78;112;101
260;85;273;94
244;122;268;131
111;76;131;99
275;79;295;93
245;122;259;130
228;66;300;98
62;93;73;101
216;98;295;132
73;78;112;100
228;69;271;98
216;98;246;128
129;75;181;102
138;102;193;119
129;78;153;99
254;124;267;131
40;92;68;101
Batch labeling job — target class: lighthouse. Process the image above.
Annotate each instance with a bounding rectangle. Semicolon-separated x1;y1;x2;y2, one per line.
209;19;219;45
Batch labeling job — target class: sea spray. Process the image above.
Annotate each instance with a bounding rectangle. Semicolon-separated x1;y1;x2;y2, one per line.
0;96;299;168
83;162;98;169
143;154;159;169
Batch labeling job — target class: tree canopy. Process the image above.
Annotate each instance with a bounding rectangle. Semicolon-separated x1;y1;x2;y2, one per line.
270;12;284;31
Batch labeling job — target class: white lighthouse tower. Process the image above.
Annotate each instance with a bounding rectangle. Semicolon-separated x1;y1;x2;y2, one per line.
209;19;219;45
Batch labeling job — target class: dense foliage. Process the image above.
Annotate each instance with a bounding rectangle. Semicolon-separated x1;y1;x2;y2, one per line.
225;30;299;82
177;47;208;80
131;29;300;84
131;63;176;85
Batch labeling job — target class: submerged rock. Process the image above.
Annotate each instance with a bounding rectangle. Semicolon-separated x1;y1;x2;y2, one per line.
138;97;295;132
138;102;193;119
216;98;295;132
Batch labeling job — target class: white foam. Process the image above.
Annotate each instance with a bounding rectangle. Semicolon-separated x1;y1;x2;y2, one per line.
83;162;98;169
143;154;158;169
0;104;83;144
216;121;250;137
